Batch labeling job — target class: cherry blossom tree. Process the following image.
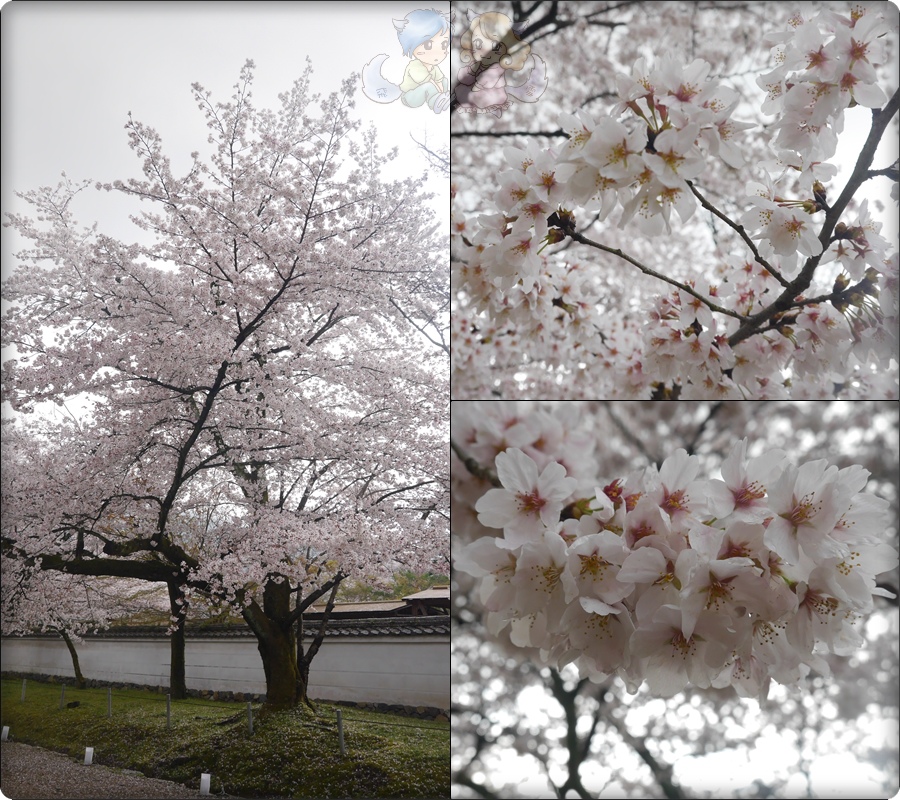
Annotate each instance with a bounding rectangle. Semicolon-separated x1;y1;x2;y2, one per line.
1;60;449;709
451;400;899;798
451;1;899;399
2;554;110;690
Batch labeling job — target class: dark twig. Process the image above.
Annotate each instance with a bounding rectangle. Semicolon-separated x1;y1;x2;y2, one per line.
686;181;789;288
601;402;655;466
451;129;568;138
450;438;501;487
565;229;746;320
685;400;723;456
607;715;686;800
547;670;595;800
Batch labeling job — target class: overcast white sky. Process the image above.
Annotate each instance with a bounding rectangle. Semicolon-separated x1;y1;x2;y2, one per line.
0;0;450;269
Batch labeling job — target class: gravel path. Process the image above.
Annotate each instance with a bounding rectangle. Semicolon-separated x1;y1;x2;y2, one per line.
0;740;216;799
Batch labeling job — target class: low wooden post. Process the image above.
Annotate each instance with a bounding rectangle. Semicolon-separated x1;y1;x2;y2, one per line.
336;709;345;756
166;693;172;730
20;679;26;703
247;702;253;736
59;685;66;710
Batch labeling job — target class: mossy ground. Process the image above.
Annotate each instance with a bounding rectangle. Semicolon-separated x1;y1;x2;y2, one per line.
0;678;448;798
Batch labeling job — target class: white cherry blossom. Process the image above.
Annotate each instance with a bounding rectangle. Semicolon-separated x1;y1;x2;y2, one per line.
474;447;577;547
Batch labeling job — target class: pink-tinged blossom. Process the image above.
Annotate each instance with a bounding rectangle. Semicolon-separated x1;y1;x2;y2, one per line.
630;604;741;697
623;496;678;557
562;530;632;604
617;545;681;624
707;438;788;521
792;304;852;377
786;568;860;656
493;226;543;293
579;117;647;184
652;56;713;116
742;181;824;259
508;528;572;644
525;151;576;207
557;597;635;676
717;615;803;702
613;56;657;107
643;124;705;189
764;459;849;566
556;109;597;160
453;536;519;614
824;12;890;104
645;448;708;527
675;524;762;639
819;199;890;280
475;447;576;547
620;170;698;235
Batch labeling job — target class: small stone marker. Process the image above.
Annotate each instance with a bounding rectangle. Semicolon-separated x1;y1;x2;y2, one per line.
200;773;211;796
84;747;94;765
1;726;9;741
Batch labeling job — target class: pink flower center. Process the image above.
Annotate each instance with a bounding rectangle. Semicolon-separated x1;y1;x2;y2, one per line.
662;488;688;515
578;552;610;578
630;522;656;542
668;630;696;659
802;591;839;619
734;480;766;509
785;492;821;527
517;490;546;516
603;479;623;504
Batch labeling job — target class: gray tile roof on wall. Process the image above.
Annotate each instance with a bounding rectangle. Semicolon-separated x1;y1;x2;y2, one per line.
6;615;450;640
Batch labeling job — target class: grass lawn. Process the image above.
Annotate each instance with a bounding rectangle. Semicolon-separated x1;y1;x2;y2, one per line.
0;678;449;798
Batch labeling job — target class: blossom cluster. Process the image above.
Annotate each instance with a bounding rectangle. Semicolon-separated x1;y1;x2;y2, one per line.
454;436;897;700
746;6;896;275
457;52;756;296
451;3;899;399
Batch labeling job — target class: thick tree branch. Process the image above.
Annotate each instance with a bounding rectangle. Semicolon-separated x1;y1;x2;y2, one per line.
727;87;900;349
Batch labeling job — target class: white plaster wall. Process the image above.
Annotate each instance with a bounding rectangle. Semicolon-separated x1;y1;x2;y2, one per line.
1;635;450;709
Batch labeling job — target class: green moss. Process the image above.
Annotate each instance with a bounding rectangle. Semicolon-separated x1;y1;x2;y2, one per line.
0;679;448;798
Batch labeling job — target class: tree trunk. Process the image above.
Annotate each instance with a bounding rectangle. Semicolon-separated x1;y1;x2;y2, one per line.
244;574;346;710
59;630;86;689
296;577;342;710
167;581;188;700
295;597;317;712
36;554;191;701
244;580;300;709
297;659;313;709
